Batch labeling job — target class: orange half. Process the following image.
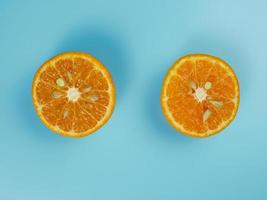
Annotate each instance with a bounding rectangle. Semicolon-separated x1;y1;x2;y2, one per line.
161;54;240;138
32;52;116;138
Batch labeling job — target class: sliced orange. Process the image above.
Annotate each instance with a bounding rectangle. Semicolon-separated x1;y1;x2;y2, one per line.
32;52;115;138
161;54;240;138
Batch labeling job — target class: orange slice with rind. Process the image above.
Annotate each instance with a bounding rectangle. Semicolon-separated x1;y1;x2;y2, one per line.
32;52;116;138
161;54;240;138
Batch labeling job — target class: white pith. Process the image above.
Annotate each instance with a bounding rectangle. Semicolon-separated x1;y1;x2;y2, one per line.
194;87;208;103
67;87;80;102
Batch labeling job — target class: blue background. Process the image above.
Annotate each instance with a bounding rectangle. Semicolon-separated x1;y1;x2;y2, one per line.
0;0;266;199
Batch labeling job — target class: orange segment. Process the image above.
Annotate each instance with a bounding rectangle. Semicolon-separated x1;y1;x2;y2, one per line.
32;52;116;137
161;54;240;138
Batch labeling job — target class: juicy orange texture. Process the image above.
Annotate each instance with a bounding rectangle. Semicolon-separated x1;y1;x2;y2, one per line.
32;52;115;137
161;54;240;137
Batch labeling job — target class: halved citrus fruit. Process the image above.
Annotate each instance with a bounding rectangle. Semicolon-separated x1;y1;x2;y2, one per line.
161;54;240;138
32;52;115;138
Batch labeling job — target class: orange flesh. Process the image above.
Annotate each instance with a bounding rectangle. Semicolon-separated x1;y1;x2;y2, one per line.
32;52;115;137
161;54;239;137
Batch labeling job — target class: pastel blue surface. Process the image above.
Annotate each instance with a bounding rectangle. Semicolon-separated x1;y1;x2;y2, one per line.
0;0;266;199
